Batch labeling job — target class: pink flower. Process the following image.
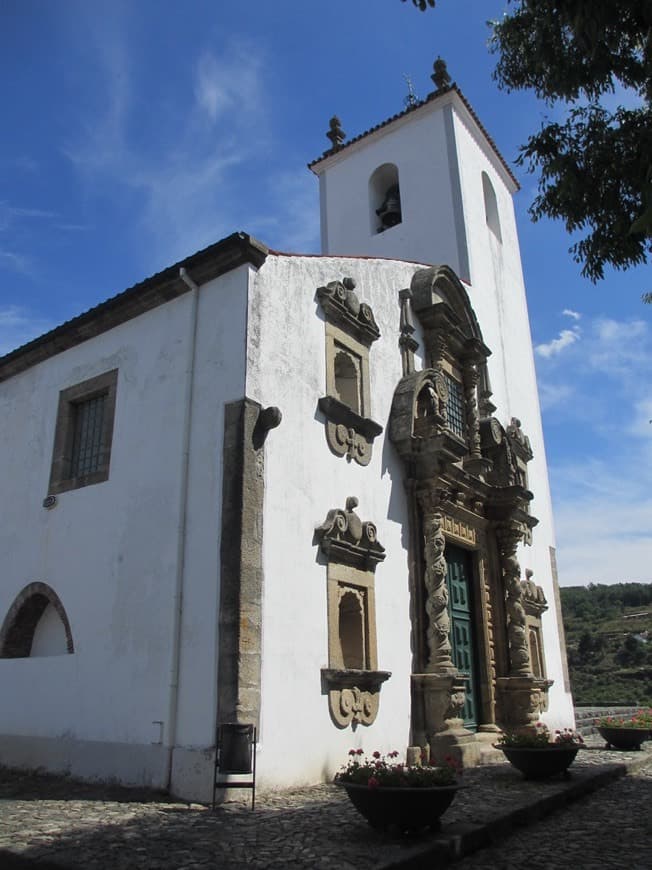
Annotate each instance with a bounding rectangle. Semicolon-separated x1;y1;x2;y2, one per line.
356;748;364;755
348;749;356;756
372;751;381;759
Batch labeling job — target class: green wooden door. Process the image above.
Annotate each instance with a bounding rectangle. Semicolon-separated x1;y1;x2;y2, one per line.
446;544;479;730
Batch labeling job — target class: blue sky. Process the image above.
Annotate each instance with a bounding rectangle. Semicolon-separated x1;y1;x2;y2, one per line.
0;1;650;587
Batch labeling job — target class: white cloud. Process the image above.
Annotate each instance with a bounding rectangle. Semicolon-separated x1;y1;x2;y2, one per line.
194;46;263;125
552;456;652;586
0;250;33;276
63;36;273;267
0;306;54;356
535;326;581;358
562;309;581;320
537;381;574;412
0;200;56;232
538;313;652;585
587;318;650;378
247;169;320;253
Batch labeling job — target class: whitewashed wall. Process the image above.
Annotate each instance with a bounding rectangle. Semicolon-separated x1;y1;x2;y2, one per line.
247;254;421;788
0;265;249;790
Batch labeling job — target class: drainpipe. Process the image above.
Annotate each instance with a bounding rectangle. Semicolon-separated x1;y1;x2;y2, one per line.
165;266;201;792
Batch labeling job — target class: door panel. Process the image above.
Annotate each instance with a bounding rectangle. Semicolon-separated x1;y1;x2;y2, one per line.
446;544;479;730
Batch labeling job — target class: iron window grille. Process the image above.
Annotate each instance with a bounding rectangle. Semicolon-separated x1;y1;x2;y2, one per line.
48;369;118;495
444;373;466;439
70;393;107;478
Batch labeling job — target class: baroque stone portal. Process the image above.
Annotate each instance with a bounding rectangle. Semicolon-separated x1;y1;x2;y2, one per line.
389;265;551;763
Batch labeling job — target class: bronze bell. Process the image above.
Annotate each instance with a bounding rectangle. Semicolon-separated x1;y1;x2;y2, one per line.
376;184;402;229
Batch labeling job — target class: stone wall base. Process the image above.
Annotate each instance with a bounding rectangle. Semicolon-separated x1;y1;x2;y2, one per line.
0;733;168;790
429;725;480;768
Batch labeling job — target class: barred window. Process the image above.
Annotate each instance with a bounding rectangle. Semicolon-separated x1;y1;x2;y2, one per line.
49;369;118;495
445;374;465;439
70;393;107;478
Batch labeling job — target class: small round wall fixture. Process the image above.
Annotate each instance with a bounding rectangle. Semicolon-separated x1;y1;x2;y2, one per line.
42;495;57;509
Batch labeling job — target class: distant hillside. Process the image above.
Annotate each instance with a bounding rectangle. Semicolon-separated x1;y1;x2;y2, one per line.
559;582;652;706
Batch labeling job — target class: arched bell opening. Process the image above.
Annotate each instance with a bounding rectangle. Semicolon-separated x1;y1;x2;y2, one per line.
369;163;402;234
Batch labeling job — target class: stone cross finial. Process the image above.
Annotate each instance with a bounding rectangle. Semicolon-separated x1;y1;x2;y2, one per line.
326;116;346;150
431;57;451;91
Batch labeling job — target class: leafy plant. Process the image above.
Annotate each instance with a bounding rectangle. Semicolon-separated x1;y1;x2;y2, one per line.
597;708;652;730
336;749;458;788
497;722;584;748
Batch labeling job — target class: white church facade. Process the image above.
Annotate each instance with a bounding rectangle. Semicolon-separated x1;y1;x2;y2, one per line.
0;73;574;801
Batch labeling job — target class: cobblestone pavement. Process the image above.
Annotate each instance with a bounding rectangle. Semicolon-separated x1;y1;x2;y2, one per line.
454;761;652;870
0;742;650;869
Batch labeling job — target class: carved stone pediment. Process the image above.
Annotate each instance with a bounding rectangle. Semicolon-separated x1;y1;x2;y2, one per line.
316;277;380;347
315;497;385;570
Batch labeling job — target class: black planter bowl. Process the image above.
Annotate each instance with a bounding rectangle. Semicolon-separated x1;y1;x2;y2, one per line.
597;726;649;751
338;782;462;833
496;745;580;780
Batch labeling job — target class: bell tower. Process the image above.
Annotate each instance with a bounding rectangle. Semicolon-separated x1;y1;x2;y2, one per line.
308;60;520;288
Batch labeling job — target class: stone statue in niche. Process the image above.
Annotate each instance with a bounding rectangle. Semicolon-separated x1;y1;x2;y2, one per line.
414;373;448;436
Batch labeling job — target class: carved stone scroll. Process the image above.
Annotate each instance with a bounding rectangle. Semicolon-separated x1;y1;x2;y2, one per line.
321;669;390;728
496;676;554;732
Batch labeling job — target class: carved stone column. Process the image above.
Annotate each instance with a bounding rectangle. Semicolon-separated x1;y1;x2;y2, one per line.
462;360;492;478
398;289;419;376
418;490;454;672
429;332;447;371
463;360;482;460
495;523;531;677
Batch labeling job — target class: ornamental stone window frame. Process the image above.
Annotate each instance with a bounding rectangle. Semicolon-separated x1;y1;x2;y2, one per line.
48;368;119;495
315;497;390;728
316;277;383;466
0;582;74;658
